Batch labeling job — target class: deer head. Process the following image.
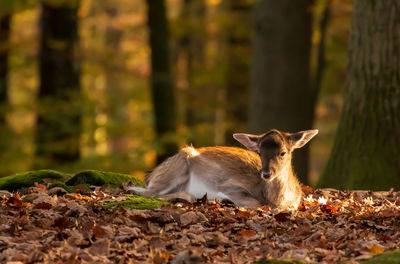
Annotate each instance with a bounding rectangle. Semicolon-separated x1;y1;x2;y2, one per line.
233;129;318;181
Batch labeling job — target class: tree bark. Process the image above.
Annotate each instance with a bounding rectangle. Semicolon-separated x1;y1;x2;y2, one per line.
318;0;400;190
36;0;81;166
0;13;10;125
179;0;208;147
250;0;313;184
147;0;178;163
225;0;251;146
104;6;128;155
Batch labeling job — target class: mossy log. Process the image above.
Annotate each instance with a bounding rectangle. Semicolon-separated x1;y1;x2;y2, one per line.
0;170;72;191
65;170;144;187
0;169;144;191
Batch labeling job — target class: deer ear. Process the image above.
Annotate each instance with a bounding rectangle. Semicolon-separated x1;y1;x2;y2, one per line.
290;129;319;149
233;133;260;152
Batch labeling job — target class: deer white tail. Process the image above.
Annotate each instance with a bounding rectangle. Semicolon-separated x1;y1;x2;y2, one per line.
135;147;199;197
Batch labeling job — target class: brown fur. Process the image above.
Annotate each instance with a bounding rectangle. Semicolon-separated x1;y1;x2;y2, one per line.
139;129;318;209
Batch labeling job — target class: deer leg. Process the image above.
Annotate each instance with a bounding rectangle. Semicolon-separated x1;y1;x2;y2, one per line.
157;191;196;203
223;187;262;208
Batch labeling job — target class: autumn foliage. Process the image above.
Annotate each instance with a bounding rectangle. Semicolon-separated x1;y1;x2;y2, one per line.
1;184;400;263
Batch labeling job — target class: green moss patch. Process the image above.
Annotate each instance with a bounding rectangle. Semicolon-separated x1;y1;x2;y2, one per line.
255;259;307;264
0;169;72;191
104;195;168;210
357;250;400;264
66;170;144;187
0;169;144;191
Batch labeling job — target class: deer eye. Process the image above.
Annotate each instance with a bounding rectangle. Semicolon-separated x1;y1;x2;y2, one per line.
280;152;286;157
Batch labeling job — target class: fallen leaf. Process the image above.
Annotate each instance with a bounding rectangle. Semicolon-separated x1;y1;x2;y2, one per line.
34;182;47;190
237;210;250;219
379;235;392;242
88;238;110;256
180;211;198;226
6;196;23;208
369;244;384;255
53;217;72;229
274;212;290;222
33;202;52;210
238;229;256;237
259;205;270;211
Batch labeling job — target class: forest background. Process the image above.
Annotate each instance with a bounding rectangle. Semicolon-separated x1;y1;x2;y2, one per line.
0;0;392;189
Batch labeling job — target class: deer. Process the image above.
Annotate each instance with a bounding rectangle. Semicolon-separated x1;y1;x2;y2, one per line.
130;129;318;209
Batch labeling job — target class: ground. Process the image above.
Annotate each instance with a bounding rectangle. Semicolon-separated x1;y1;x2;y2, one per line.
1;171;400;263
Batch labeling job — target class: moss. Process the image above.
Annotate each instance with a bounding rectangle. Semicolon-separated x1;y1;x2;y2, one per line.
0;169;72;191
355;250;400;264
66;170;144;187
254;259;307;264
104;195;168;210
48;181;73;193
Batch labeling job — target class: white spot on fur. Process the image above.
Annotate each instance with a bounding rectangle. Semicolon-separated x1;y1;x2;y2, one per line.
186;147;200;157
186;171;230;201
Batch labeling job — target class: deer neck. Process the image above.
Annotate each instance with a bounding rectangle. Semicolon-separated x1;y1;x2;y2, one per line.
265;164;300;208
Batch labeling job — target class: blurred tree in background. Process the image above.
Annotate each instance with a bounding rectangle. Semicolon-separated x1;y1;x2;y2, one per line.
250;0;313;184
0;7;11;127
319;0;400;190
0;0;359;188
36;0;81;167
224;0;251;146
0;2;11;132
176;0;207;147
146;0;178;163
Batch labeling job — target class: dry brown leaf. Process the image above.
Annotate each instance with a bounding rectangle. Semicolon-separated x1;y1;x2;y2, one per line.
179;211;198;226
369;244;384;255
274;212;290;222
88;238;110;256
34;182;47;190
6;196;23;208
238;229;256;237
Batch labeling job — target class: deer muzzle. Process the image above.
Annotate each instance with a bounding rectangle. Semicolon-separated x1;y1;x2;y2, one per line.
261;171;271;180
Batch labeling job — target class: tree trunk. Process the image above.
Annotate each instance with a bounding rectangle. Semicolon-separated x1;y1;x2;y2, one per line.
250;0;313;184
318;0;400;190
147;0;178;164
104;6;128;155
179;0;208;147
36;1;81;166
225;0;251;146
0;13;10;125
0;12;10;168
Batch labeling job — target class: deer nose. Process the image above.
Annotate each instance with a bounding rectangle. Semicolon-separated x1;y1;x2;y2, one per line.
261;171;271;180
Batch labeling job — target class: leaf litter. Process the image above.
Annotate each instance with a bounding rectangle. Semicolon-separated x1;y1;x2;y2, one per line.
1;185;400;263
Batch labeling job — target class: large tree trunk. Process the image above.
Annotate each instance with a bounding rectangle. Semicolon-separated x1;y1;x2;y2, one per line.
0;13;10;125
318;0;400;190
0;12;10;169
36;1;81;167
225;0;251;146
147;0;178;164
250;0;313;184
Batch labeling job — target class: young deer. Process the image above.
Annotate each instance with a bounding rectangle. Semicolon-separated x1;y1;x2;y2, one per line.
131;129;318;209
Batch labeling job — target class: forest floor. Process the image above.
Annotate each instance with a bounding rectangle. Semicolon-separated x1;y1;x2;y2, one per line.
1;184;400;263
